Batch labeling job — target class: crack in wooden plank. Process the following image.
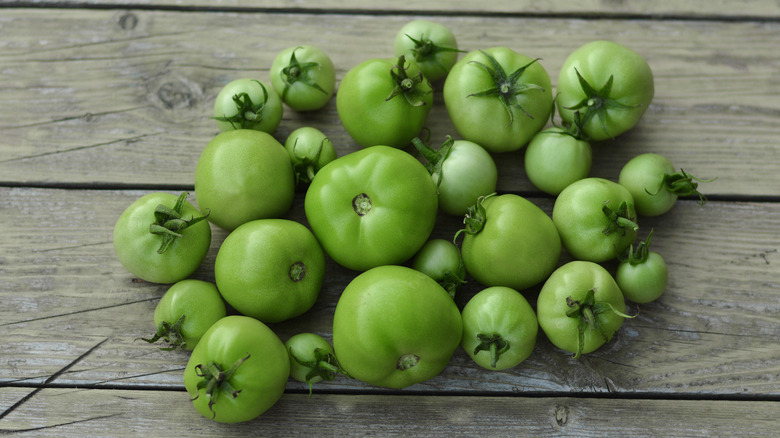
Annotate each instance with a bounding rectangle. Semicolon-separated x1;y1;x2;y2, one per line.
0;134;154;164
0;413;121;434
0;338;109;422
0;107;149;130
0;299;158;327
31;241;112;253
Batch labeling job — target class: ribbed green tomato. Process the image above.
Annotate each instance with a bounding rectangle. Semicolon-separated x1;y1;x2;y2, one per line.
332;265;462;389
556;40;654;141
304;145;438;271
443;47;553;153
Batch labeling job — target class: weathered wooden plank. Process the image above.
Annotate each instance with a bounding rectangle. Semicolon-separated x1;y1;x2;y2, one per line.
2;387;779;437
1;9;778;196
6;0;780;19
1;187;779;395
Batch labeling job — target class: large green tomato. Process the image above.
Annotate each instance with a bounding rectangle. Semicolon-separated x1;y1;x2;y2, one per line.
183;316;290;423
552;177;639;262
336;56;433;148
460;286;538;370
443;47;553;153
194;129;295;231
332;265;462;389
304;145;438;271
537;261;628;358
213;78;283;134
556;40;654;141
460;194;561;291
215;219;325;324
142;279;226;351
113;192;211;284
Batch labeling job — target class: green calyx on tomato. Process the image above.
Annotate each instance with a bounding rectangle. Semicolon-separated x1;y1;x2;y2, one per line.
454;193;494;240
141;314;186;350
386;55;431;107
460;286;538;370
602;200;639;237
213;80;273;130
191;353;251;420
276;46;329;101
562;68;641;140
564;288;633;359
285;127;337;186
467;51;545;125
646;168;713;206
149;192;209;254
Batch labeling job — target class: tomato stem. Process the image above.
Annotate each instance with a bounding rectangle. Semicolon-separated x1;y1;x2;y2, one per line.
466;51;545;126
601;201;638;237
140;314;186;351
385;55;431;107
403;33;464;76
453;193;496;245
565;289;634;359
279;46;329;101
647;169;716;206
149;192;209;255
473;333;510;369
192;353;251;419
212;80;270;129
411;136;456;189
289;347;347;396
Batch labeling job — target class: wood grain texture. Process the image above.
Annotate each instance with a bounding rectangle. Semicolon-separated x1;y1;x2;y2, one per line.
2;388;779;437
0;9;778;196
1;188;778;396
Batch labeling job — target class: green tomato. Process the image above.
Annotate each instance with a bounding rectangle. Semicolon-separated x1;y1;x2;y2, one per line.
443;47;553;153
214;219;325;324
618;152;710;217
411;238;466;299
142;279;226;351
285;333;342;391
194;129;295;231
412;136;498;216
304;145;438;271
213;78;283;134
616;230;668;303
537;261;628;358
393;19;461;82
113;192;211;284
332;265;462;389
183;315;290;423
460;194;561;291
284;126;338;186
556;40;654;141
524;128;593;196
461;286;538;370
270;45;336;111
336;55;433;148
552;177;639;262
